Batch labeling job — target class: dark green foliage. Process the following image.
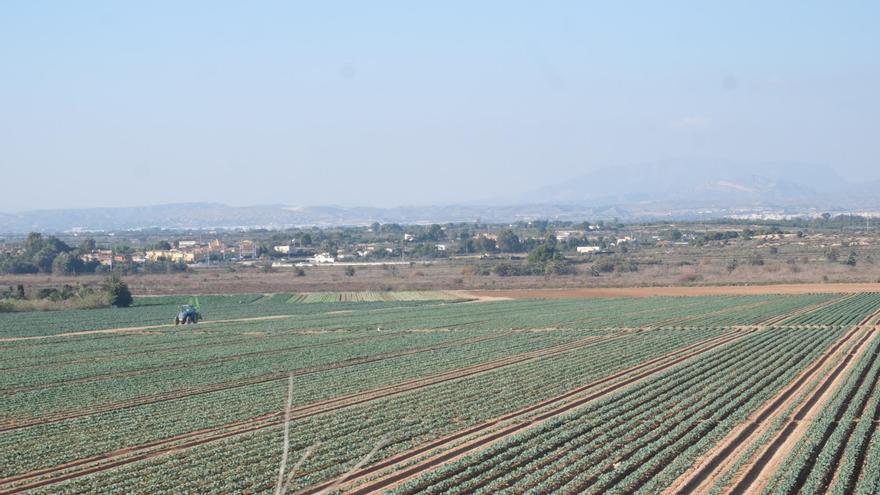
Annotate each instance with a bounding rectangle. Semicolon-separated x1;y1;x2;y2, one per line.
101;274;133;308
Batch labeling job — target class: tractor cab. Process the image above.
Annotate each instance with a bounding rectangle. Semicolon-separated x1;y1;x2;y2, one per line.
175;304;200;325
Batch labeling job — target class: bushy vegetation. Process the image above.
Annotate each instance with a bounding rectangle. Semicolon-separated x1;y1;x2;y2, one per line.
0;233;102;275
0;275;132;312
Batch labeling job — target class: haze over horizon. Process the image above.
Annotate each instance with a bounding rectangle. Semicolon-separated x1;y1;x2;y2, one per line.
2;2;878;212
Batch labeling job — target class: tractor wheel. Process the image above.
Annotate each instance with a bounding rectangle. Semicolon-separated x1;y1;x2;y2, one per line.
175;317;180;325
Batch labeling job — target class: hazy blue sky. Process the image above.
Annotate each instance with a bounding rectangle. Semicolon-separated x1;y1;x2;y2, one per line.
1;1;878;211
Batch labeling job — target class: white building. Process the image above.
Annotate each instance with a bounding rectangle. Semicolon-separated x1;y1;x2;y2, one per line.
312;253;336;264
577;246;601;254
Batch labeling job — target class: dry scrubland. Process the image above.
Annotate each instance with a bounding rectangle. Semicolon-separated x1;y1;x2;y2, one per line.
2;257;880;297
3;290;880;493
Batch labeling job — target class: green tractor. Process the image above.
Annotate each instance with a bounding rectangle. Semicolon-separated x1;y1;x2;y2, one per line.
175;304;201;325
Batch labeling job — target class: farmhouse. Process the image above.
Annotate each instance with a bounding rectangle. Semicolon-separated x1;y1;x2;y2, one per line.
145;249;195;263
577;246;601;254
312;252;336;264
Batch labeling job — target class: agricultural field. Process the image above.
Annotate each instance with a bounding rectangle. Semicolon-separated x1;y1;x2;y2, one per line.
1;290;880;494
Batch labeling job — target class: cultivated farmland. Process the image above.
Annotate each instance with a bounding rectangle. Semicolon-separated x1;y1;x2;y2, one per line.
2;291;880;494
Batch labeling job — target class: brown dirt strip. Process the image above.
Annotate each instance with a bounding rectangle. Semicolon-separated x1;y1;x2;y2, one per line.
297;329;756;495
725;321;880;495
0;333;627;493
662;308;880;494
463;284;880;299
0;331;508;432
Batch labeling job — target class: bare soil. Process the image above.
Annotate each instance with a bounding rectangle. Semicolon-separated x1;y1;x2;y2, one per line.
464;283;880;299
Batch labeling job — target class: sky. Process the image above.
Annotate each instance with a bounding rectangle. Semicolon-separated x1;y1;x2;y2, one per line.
1;1;878;212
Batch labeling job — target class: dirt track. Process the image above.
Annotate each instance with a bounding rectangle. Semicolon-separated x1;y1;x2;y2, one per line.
0;315;294;343
463;283;880;299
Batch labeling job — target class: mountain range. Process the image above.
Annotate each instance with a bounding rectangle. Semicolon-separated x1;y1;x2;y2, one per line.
1;160;877;233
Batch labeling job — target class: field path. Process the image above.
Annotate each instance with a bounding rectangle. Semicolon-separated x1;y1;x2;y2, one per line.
0;315;294;342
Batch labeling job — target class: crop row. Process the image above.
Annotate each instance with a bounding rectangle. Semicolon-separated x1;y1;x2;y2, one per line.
16;326;727;494
392;326;845;495
760;329;880;495
782;292;880;326
0;327;610;478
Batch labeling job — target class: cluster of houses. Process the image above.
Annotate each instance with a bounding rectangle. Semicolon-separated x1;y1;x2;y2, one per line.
78;239;259;266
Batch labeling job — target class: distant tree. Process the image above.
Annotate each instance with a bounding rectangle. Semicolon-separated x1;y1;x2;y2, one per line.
474;236;497;253
497;230;521;253
370;222;381;233
344;266;356;277
24;232;44;255
426;224;445;241
825;248;840;263
152;240;172;250
78;238;97;253
52;252;77;275
300;233;313;246
846;250;858;266
101;274;133;307
320;240;337;255
726;259;739;274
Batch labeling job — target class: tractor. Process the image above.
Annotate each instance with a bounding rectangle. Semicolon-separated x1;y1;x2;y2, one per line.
175;304;201;325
